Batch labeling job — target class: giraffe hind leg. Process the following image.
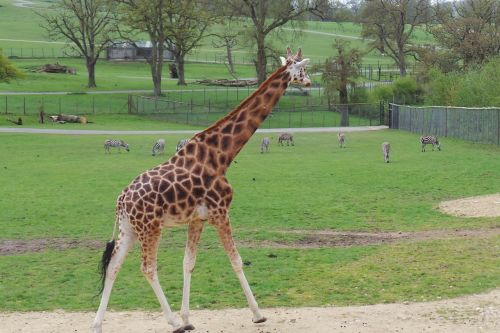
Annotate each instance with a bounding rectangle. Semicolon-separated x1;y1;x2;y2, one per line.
93;224;136;333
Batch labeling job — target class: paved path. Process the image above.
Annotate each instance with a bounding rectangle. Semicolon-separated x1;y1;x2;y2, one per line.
0;126;388;135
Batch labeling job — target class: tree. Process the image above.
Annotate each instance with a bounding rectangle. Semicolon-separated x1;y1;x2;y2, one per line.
162;0;215;85
430;0;500;68
38;0;116;88
314;40;362;126
0;51;24;83
211;19;242;76
360;0;431;76
119;0;169;96
120;0;214;93
224;0;325;84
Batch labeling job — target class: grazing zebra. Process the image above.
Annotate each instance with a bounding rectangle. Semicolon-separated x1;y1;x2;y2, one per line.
176;139;189;152
104;139;129;154
151;139;165;156
420;135;441;152
381;142;390;163
278;132;294;146
337;132;346;148
261;137;270;153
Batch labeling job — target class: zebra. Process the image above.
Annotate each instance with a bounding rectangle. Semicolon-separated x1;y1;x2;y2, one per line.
261;137;270;153
176;139;189;152
278;132;294;146
337;132;346;148
151;139;165;156
104;139;129;154
420;135;441;152
381;142;390;163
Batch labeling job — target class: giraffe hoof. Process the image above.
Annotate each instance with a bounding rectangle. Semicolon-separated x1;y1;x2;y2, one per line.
173;327;185;333
183;324;195;331
253;317;267;324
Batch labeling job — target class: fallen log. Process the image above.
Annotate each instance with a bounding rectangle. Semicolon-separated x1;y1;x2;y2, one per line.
39;63;76;75
49;114;88;124
196;79;257;87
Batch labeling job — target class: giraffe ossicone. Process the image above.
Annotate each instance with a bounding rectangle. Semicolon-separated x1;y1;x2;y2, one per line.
92;48;311;333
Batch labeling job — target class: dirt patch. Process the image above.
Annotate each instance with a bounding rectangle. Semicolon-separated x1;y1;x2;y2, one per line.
1;289;499;333
439;193;500;217
2;227;500;255
239;227;500;249
0;238;102;256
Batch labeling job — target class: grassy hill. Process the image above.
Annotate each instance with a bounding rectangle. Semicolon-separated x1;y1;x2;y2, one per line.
0;0;435;65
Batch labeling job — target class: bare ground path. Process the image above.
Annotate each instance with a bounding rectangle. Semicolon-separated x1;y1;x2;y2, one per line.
1;289;498;333
0;126;388;135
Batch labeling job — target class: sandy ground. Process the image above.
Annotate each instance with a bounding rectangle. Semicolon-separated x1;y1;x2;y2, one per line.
439;193;500;218
1;289;499;333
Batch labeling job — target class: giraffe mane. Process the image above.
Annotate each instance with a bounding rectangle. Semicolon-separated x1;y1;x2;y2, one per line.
193;64;289;137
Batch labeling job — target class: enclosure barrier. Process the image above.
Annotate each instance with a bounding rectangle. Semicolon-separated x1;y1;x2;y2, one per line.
128;94;384;129
389;103;500;145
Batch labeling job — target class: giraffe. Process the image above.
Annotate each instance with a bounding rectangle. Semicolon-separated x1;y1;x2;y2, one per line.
92;47;311;333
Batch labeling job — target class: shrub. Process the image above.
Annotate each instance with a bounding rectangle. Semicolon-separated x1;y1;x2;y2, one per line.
392;76;421;104
0;49;24;83
369;84;393;103
424;57;500;107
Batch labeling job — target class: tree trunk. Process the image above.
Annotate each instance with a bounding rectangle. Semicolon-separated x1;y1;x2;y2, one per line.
340;104;349;127
86;59;97;88
339;86;349;126
150;41;164;96
176;55;187;85
255;33;267;84
226;44;235;74
398;47;407;76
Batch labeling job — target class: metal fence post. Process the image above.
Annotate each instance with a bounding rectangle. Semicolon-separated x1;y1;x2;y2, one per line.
5;96;7;114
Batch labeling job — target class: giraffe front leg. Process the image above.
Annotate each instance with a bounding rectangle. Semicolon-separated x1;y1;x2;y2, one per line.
213;216;266;324
180;222;204;331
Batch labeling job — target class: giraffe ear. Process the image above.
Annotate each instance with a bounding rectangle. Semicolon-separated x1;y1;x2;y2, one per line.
297;58;309;68
286;47;292;58
280;56;287;66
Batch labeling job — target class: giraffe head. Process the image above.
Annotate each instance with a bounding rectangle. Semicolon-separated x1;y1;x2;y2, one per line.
280;47;311;87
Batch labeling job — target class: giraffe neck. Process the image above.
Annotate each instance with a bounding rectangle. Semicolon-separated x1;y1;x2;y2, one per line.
192;66;291;173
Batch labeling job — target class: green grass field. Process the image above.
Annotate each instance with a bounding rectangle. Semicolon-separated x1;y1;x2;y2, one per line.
0;129;498;311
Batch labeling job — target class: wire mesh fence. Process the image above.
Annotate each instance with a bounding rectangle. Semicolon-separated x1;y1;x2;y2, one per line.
389;103;500;145
1;94;130;115
129;94;384;128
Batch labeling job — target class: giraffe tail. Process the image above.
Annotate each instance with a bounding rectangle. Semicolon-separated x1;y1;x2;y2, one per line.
97;239;115;296
96;202;121;296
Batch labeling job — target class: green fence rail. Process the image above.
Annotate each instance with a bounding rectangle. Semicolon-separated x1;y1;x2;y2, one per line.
1;94;130;115
389;103;500;145
129;94;384;128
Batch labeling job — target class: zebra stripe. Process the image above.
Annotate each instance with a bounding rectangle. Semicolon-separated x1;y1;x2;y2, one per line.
381;142;390;163
152;139;165;156
337;132;345;148
278;132;294;146
261;137;270;153
420;135;441;152
176;139;189;152
104;139;129;153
